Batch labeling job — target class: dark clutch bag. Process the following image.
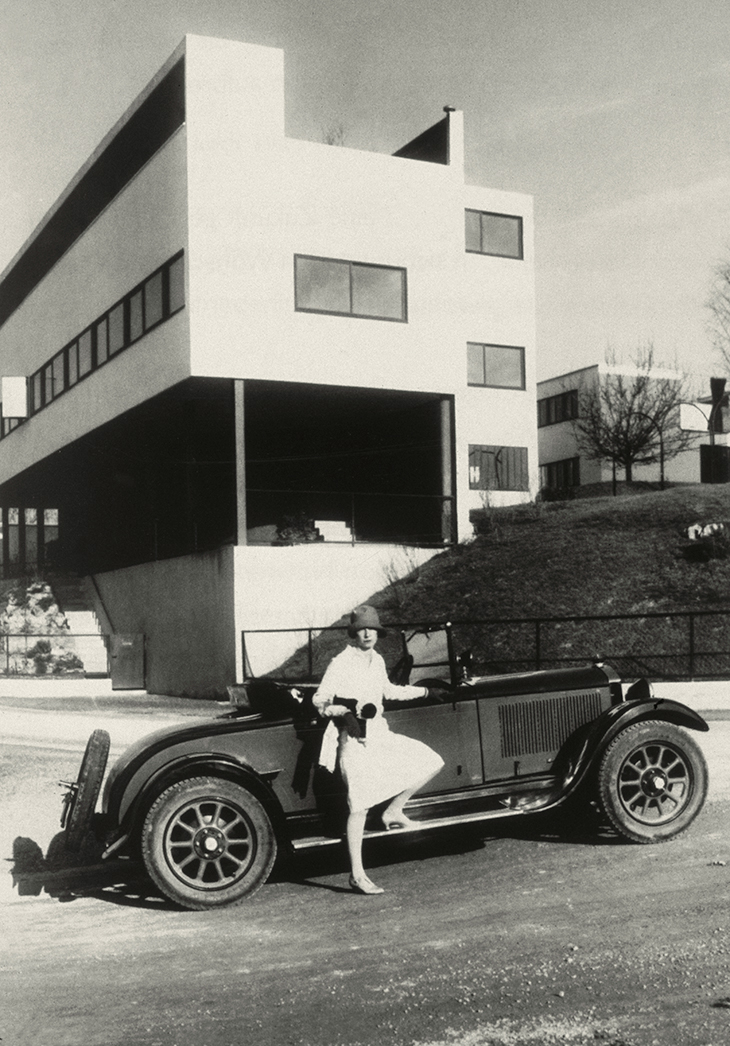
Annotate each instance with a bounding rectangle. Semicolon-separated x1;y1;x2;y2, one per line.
333;698;377;737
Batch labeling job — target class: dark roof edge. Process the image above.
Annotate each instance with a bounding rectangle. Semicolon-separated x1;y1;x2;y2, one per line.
0;39;187;331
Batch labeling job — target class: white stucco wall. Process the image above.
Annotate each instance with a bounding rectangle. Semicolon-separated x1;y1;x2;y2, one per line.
0;131;190;484
233;542;442;678
183;35;537;535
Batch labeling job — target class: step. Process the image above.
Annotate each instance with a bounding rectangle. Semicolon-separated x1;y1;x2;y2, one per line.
315;520;352;542
46;574;90;612
290;804;524;850
60;611;109;676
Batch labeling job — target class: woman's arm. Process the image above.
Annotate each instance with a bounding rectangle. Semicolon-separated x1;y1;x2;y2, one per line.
379;657;427;703
313;657;349;718
384;680;429;703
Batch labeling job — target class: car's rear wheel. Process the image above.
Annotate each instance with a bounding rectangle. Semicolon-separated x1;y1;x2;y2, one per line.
141;776;277;910
63;729;111;852
598;720;708;843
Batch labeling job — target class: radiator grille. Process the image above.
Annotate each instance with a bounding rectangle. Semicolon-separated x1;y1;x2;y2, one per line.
499;690;603;758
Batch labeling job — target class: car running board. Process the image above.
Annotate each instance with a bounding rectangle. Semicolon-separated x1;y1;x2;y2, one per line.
291;803;527;850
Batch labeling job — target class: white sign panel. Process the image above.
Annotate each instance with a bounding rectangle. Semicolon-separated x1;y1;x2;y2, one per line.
1;376;28;418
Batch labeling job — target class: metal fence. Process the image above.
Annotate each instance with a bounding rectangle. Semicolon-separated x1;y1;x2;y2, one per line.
242;610;730;683
0;632;109;677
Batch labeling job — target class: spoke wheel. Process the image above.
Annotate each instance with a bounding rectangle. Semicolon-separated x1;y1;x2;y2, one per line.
141;777;277;909
598;720;708;843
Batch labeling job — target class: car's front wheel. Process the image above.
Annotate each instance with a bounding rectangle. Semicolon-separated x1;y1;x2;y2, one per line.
141;776;277;909
598;720;708;843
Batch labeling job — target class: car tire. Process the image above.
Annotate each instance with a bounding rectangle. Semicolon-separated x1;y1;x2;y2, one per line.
598;719;708;843
141;776;277;910
65;729;111;852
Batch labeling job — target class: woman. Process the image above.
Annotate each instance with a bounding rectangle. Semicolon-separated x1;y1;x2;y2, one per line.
314;605;445;895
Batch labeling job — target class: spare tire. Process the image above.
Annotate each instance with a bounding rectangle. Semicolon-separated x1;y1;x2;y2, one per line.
64;729;110;852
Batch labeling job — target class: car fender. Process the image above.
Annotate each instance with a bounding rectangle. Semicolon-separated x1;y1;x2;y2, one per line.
513;693;709;814
558;695;709;796
113;752;288;853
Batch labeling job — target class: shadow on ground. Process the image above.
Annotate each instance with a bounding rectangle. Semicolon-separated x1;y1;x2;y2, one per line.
10;808;626;910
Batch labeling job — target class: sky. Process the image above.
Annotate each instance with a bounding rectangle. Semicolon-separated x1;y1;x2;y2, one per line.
2;0;730;388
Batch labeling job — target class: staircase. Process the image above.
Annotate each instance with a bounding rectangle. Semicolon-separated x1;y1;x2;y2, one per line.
46;574;110;678
315;520;353;542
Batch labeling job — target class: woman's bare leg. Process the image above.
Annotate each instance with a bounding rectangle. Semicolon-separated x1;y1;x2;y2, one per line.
346;809;383;893
382;767;442;826
346;810;368;879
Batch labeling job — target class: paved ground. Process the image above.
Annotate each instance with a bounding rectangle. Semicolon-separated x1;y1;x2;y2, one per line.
3;679;730;1045
3;732;730;1046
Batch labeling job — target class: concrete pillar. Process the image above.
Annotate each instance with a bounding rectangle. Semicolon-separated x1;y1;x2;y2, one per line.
440;398;455;543
234;380;247;545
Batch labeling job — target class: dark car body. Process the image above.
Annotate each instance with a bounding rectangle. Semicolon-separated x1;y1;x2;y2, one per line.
62;625;710;909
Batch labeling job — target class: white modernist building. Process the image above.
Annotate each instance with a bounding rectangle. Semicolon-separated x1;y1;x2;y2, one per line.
537;363;721;491
0;35;537;694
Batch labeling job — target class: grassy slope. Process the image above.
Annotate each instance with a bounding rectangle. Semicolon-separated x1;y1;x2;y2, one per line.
373;485;730;623
277;485;730;679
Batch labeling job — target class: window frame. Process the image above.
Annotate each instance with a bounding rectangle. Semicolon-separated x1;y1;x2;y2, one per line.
468;444;530;492
294;254;408;323
467;342;525;390
537;389;579;428
19;251;185;433
540;456;580;490
465;209;524;260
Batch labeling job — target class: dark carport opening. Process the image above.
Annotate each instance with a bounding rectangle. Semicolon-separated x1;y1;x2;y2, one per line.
243;381;454;546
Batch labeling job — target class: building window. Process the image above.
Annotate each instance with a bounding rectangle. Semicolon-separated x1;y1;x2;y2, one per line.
0;505;59;576
145;271;164;328
467;342;525;389
7;508;20;570
168;255;185;314
465;210;523;259
540;457;580;490
0;416;20;438
13;251;185;437
79;329;93;376
108;302;125;356
95;319;108;368
294;255;407;322
537;389;579;427
469;445;529;491
129;289;144;343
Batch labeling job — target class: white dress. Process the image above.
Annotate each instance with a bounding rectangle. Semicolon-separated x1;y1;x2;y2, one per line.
314;644;445;812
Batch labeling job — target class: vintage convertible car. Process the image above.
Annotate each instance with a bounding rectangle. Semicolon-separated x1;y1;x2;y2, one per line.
59;624;709;910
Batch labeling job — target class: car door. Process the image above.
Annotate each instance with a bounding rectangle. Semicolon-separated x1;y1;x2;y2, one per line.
384;697;483;792
384;626;483;792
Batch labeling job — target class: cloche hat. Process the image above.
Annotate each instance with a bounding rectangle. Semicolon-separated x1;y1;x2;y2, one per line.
347;604;387;638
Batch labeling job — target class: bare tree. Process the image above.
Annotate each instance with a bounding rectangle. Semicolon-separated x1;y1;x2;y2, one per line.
706;260;730;371
573;345;694;488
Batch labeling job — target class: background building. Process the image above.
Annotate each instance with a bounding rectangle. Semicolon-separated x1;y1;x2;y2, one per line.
0;35;537;693
537;363;721;493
